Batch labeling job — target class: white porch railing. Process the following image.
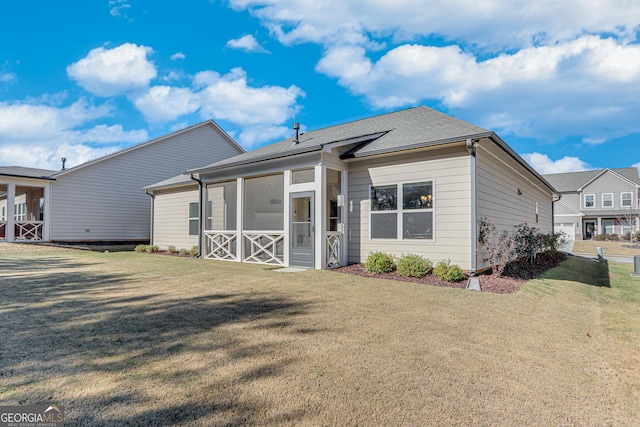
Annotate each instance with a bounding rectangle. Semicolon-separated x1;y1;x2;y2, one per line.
203;231;238;261
243;231;284;266
16;221;43;241
326;232;343;269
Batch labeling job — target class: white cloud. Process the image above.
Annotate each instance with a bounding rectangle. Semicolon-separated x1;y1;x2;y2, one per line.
134;86;200;122
522;153;593;174
195;68;303;129
170;52;186;60
0;98;147;169
316;36;640;143
227;35;270;53
230;0;640;50
130;67;304;147
0;73;16;83
109;0;131;21
67;43;157;97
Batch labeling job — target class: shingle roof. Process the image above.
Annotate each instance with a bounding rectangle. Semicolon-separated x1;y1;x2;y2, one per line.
544;168;640;192
0;166;57;179
144;173;195;191
189;106;491;173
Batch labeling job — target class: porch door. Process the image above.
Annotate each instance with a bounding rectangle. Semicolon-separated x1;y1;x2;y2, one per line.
290;192;314;268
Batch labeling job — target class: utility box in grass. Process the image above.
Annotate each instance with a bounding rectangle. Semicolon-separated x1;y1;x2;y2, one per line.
634;255;640;277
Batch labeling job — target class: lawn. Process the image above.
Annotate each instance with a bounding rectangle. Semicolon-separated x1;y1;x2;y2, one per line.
1;243;639;426
573;239;640;257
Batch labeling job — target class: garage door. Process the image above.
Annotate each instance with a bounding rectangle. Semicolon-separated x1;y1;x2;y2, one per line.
555;223;575;240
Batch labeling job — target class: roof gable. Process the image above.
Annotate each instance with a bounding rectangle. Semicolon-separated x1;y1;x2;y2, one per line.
544;167;640;192
52;120;243;177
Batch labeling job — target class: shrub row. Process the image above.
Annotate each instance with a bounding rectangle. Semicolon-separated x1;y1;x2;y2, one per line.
364;252;464;282
135;244;198;256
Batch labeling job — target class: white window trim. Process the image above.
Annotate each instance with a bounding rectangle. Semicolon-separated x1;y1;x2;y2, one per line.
621;192;633;208
369;179;435;242
584;194;595;209
188;201;199;236
602;193;613;208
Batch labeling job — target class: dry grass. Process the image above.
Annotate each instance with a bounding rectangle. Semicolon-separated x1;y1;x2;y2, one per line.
573;239;640;256
1;244;639;425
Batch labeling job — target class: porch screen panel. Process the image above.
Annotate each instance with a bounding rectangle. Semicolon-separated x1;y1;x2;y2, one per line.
244;174;284;230
326;169;342;231
207;181;237;230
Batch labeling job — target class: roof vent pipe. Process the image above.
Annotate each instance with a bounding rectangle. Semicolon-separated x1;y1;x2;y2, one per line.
61;157;67;170
292;122;300;145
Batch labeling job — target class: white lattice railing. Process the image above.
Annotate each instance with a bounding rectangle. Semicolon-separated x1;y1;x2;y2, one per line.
16;221;43;241
243;231;284;266
204;231;238;261
326;232;343;269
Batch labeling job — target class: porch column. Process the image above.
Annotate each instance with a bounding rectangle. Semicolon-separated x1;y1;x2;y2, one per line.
6;183;15;242
236;177;244;262
315;165;325;269
341;169;349;267
283;170;291;267
597;217;602;235
43;184;51;241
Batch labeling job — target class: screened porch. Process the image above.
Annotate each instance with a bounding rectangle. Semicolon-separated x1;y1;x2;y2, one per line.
201;166;346;269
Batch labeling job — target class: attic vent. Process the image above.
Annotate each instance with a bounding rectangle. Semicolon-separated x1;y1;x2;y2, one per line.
292;122;300;145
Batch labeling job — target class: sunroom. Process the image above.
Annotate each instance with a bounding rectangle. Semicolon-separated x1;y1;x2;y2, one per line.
194;153;348;270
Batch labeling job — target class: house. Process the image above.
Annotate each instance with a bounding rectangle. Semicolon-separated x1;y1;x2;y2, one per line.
544;168;640;240
0;120;244;243
148;106;556;273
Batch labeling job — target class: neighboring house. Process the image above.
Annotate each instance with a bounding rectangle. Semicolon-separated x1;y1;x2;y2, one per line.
148;106;556;273
0;120;244;243
544;168;640;240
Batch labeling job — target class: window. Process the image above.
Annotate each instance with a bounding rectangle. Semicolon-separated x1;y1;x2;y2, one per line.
370;181;434;240
602;220;614;234
584;194;595;208
621;192;633;207
14;202;26;221
188;202;199;235
244;174;284;230
602;193;613;208
371;185;397;238
291;168;315;184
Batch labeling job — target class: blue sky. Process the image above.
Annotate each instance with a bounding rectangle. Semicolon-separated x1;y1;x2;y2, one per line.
1;1;639;174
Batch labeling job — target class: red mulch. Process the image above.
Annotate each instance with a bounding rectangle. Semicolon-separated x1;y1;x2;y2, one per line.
334;252;567;294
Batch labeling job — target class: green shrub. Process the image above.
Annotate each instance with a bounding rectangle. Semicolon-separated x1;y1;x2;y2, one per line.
433;260;466;282
167;245;178;253
179;248;190;255
397;254;432;277
134;244;159;253
190;245;199;256
365;251;395;273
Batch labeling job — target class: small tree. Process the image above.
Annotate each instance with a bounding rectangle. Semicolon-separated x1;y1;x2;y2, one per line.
615;199;640;244
478;217;518;277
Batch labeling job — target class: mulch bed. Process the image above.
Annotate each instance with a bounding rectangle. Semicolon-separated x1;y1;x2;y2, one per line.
334;252;567;294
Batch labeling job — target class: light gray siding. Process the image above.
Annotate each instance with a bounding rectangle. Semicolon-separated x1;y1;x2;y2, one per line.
476;140;554;268
581;171;638;211
152;185;199;250
50;123;242;241
347;144;473;269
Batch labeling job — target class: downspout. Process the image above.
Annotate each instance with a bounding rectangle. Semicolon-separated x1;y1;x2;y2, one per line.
145;190;155;245
467;139;478;275
190;173;204;258
552;194;562;234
